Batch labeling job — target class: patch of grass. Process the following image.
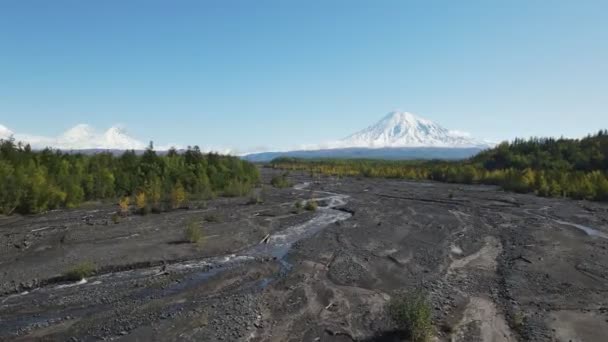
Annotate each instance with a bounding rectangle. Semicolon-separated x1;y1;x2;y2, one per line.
65;261;96;281
247;195;262;205
247;189;263;205
185;221;203;244
388;291;434;342
270;173;291;189
304;200;318;211
111;213;120;224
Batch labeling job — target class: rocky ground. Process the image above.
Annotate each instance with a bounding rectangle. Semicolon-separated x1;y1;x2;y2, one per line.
2;168;608;341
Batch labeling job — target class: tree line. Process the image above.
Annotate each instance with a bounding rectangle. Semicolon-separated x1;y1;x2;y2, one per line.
0;139;260;215
270;130;608;202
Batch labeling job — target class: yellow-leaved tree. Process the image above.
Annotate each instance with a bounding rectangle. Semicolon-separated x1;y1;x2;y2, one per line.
171;182;187;209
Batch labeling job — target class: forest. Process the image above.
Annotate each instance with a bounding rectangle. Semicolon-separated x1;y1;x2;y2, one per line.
0;139;260;215
271;130;608;202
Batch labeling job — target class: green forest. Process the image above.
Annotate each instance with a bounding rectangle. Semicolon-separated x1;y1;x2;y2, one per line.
0;139;259;215
271;131;608;202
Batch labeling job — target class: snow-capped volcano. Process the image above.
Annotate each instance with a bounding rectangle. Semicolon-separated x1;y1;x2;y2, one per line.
340;111;487;148
0;123;148;150
102;126;146;150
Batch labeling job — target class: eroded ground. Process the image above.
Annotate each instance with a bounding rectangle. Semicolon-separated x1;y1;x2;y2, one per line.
2;169;608;341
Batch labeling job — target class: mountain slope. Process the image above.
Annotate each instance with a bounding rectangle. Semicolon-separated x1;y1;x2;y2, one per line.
340;111;486;148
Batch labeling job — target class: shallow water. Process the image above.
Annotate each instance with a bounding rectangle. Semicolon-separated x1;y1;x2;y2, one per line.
554;219;608;239
0;183;354;335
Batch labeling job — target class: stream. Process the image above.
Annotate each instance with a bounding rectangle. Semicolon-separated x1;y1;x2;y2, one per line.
0;183;354;336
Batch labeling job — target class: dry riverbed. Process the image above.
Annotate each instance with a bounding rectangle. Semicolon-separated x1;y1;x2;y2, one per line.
2;169;608;341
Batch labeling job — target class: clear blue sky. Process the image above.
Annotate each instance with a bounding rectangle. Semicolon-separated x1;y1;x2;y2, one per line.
1;0;606;151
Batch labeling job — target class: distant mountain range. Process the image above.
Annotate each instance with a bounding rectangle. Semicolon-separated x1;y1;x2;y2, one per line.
243;111;492;162
1;111;493;160
0;123;147;150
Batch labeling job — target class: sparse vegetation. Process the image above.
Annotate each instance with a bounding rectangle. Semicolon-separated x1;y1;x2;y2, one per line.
247;193;263;205
65;261;96;281
185;220;203;244
304;199;318;211
247;189;264;205
388;291;433;342
270;172;291;188
111;213;120;224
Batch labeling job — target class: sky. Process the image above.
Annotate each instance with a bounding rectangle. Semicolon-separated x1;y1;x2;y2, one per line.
0;0;607;152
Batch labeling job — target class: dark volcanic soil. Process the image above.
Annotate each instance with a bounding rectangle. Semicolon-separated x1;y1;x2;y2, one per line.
2;169;608;341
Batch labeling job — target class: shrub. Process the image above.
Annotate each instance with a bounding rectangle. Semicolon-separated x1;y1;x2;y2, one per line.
295;200;303;210
270;173;291;188
65;261;96;281
135;191;148;215
388;291;433;342
223;180;251;197
512;310;525;328
118;196;130;216
170;182;187;209
204;214;220;223
304;200;318;211
185;221;203;244
111;213;120;224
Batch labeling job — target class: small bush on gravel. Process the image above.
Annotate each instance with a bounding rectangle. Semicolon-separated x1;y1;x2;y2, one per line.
111;213;120;224
304;200;318;211
247;189;264;205
512;310;525;328
270;173;291;188
204;214;220;223
388;291;433;342
65;261;96;281
247;194;262;205
185;221;203;244
295;200;303;210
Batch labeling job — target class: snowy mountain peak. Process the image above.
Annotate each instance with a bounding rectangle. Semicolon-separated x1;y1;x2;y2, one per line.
60;124;96;143
0;123;151;150
103;126;145;150
341;111;487;148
